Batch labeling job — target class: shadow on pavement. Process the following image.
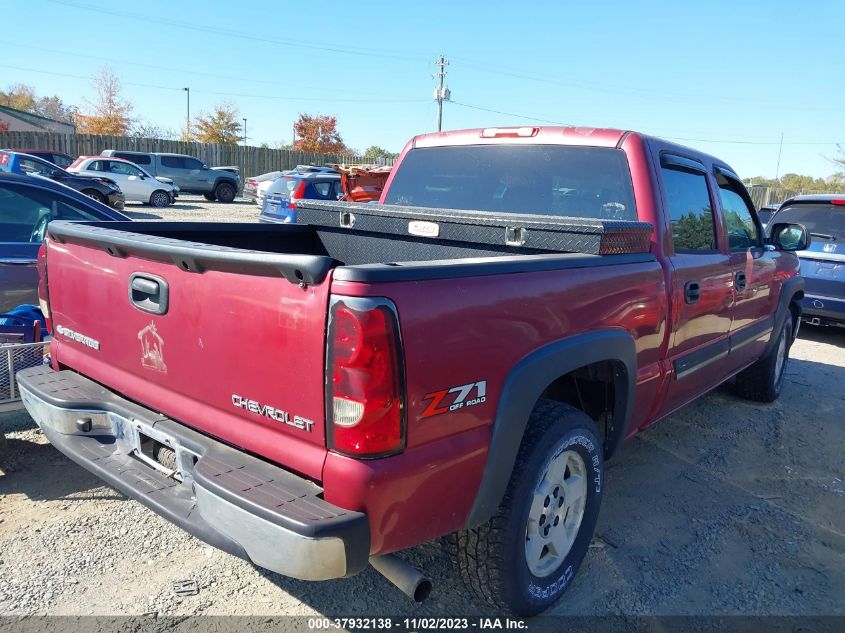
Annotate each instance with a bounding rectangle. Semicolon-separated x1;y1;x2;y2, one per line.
0;409;123;502
798;323;845;348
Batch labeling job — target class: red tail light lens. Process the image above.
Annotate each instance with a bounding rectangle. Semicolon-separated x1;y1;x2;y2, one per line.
289;180;308;209
327;297;405;457
831;199;845;206
37;241;52;333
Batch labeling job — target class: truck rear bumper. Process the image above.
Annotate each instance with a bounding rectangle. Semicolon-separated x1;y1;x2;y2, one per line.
802;293;845;324
16;365;370;581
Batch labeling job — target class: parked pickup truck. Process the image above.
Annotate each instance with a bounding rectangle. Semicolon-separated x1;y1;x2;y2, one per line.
100;150;241;202
18;126;808;615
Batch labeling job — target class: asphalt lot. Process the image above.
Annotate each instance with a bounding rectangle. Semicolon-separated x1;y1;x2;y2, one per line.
1;196;843;618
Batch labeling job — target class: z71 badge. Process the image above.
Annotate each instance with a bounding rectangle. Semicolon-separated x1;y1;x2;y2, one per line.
421;380;487;418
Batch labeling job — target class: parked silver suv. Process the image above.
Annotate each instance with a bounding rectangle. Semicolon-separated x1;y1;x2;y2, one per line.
100;151;241;202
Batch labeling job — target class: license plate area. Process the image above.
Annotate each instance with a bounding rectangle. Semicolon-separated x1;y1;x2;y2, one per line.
122;419;200;484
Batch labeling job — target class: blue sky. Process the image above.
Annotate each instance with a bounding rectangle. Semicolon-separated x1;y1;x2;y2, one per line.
3;0;843;179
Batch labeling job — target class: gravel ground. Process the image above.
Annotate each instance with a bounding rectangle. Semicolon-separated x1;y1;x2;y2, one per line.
120;193;263;223
0;199;843;618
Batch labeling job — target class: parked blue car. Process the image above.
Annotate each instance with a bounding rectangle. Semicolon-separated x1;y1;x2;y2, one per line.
0;171;129;312
768;194;845;326
258;168;342;224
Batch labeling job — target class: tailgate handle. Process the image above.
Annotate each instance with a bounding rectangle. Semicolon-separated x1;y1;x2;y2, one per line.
129;274;169;315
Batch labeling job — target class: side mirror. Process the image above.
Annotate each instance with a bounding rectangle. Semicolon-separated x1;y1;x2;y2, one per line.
770;222;810;251
202;164;209;170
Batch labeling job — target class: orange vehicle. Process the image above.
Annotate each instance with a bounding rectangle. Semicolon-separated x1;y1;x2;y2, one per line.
332;164;393;202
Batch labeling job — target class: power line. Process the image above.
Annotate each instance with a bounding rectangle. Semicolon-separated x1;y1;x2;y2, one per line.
45;0;429;64
7;41;423;102
0;63;427;104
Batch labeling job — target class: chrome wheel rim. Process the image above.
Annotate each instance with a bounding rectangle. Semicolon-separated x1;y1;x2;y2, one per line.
525;448;587;577
152;192;168;207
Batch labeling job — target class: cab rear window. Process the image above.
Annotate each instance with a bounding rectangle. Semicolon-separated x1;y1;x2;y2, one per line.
383;145;637;220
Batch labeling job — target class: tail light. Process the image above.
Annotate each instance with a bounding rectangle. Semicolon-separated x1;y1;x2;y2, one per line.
326;296;405;457
289;180;307;209
37;241;52;333
831;199;845;206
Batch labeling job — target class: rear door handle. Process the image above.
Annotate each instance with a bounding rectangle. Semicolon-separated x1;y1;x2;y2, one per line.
129;273;169;315
735;272;747;292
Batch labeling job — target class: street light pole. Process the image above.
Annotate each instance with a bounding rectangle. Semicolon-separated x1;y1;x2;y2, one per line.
183;87;190;138
243;118;247;146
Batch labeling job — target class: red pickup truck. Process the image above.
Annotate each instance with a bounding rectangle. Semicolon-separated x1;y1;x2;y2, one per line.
18;126;809;615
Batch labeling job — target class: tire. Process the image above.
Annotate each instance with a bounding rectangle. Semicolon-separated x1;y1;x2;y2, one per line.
82;189;106;204
733;312;794;403
449;400;604;616
149;190;170;208
203;193;217;201
214;182;236;203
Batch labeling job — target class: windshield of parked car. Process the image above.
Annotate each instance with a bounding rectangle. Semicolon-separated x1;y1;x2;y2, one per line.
772;203;845;241
383;145;638;220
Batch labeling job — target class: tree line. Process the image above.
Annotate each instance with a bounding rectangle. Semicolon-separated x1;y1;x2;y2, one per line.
1;66;399;159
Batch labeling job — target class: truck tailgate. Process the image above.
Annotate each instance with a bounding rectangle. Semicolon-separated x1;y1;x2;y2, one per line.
44;224;333;481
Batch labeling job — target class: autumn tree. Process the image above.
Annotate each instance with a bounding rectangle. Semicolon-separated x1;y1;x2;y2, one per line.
1;84;36;112
293;114;346;153
192;103;242;144
0;84;76;122
74;67;134;136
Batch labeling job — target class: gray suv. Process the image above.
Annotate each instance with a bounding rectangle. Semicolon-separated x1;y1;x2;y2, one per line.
100;151;241;203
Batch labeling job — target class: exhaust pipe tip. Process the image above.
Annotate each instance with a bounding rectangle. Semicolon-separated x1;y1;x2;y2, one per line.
370;554;432;603
412;577;433;603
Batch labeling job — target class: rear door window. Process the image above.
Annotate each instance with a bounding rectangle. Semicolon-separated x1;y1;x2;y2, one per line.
109;161;143;176
114;152;151;165
383;145;637;220
160;156;185;169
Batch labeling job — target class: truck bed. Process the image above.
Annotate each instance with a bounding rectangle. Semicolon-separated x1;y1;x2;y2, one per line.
48;199;653;286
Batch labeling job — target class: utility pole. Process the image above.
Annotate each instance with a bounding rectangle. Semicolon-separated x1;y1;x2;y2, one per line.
433;54;450;132
775;132;784;181
243;118;247;146
183;87;190;138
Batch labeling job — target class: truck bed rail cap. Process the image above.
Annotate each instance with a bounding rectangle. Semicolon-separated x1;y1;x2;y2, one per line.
47;221;335;285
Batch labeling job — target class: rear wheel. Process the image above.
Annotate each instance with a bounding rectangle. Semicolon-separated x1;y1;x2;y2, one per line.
214;182;236;203
82;189;106;204
203;193;216;201
449;400;604;616
733;312;794;402
149;190;170;208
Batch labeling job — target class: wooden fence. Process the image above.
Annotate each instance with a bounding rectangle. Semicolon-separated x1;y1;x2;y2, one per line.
0;131;392;176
